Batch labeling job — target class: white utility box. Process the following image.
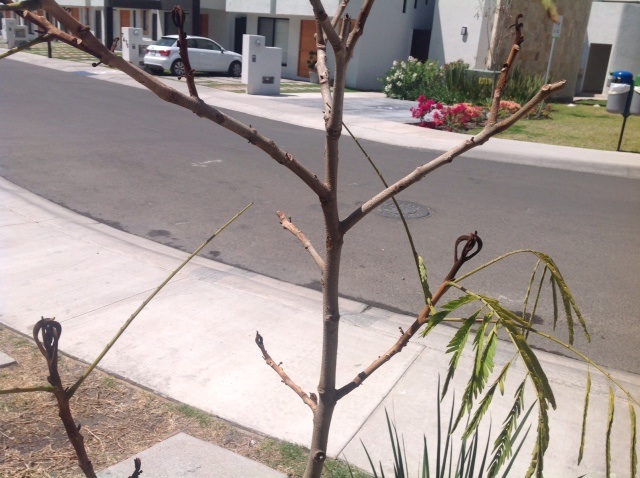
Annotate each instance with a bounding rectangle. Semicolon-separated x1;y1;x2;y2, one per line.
121;27;152;67
6;24;28;49
1;18;16;42
242;34;282;96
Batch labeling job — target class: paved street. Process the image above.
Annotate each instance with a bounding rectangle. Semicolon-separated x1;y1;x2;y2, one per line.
1;60;640;376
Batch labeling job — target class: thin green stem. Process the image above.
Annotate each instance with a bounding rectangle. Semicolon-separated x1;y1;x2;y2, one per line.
67;203;252;397
455;250;535;283
342;120;429;302
0;33;52;59
526;327;640;408
0;385;55;394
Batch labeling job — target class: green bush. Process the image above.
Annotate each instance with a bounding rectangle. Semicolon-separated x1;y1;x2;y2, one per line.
381;58;547;107
380;57;446;101
503;67;546;106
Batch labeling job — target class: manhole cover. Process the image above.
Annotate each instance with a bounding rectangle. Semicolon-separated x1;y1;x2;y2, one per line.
375;200;431;219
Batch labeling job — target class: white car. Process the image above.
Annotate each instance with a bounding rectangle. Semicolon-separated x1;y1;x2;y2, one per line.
143;35;242;77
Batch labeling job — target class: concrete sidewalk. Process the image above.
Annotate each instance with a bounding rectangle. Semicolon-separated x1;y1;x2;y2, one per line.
1;50;640;476
2;177;639;476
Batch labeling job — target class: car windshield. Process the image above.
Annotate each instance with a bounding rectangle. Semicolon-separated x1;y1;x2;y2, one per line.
154;37;176;47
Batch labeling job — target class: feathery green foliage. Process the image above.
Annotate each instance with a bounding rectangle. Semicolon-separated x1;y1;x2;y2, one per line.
487;380;528;477
578;370;591;465
606;387;615;478
442;311;480;399
630;402;637;478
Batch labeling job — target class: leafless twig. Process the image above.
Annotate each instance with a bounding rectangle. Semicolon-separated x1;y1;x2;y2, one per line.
255;332;318;412
277;211;325;271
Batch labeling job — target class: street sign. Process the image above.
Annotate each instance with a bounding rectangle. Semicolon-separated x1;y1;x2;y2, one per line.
552;15;563;38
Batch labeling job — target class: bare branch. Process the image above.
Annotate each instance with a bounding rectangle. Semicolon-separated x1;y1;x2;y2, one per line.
336;233;482;400
315;19;333;111
277;211;325;271
331;0;350;27
0;0;40;10
345;0;375;59
171;6;198;98
0;2;95;56
488;13;524;125
0;33;51;59
33;318;98;478
309;0;343;50
0;385;55;394
340;80;565;234
255;332;318;412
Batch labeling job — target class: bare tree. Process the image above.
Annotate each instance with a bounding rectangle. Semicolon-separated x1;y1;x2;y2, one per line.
1;1;637;478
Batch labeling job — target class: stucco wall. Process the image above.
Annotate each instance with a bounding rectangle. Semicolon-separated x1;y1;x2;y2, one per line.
581;1;640;94
610;3;640;77
348;0;434;90
429;0;489;67
493;0;592;99
225;0;341;16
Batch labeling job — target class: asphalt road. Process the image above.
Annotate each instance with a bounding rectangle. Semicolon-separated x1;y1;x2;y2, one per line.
2;61;639;374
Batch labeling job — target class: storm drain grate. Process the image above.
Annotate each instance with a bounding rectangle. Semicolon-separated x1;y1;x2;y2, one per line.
375;200;431;219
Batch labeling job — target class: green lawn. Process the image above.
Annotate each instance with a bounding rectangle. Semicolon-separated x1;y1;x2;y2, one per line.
468;101;640;153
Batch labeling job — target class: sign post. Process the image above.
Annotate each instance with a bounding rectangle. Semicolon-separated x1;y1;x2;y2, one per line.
544;15;563;84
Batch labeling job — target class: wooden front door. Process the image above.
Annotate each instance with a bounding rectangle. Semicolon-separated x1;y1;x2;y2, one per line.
297;20;316;78
199;13;209;38
120;10;131;29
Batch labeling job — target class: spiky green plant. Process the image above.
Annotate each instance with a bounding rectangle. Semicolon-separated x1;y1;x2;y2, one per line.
361;380;532;478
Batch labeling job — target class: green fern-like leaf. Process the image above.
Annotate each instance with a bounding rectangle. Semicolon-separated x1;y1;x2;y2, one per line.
578;369;591;465
630;402;637;478
455;250;590;342
607;387;615;478
522;259;541;324
442;311;480;399
501;315;556;410
550;275;559;330
418;255;432;303
422;294;476;338
463;357;511;441
488;380;526;477
524;403;550;478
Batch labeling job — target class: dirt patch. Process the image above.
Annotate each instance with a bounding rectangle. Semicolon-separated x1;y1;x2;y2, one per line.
0;325;312;477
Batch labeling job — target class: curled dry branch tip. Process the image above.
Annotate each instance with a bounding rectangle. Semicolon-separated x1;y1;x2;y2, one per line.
128;457;143;478
254;331;263;347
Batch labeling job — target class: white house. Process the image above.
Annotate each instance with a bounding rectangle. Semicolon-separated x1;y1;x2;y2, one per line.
579;0;640;94
3;0;638;95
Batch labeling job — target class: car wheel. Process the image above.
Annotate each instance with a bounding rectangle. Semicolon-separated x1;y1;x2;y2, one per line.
171;59;186;76
228;61;242;78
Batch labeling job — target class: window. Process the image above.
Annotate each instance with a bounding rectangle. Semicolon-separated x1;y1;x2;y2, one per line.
196;39;222;51
258;17;288;66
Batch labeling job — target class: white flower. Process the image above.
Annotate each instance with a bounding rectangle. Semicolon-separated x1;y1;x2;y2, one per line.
413;73;417;79
392;60;398;67
401;61;407;68
397;81;402;86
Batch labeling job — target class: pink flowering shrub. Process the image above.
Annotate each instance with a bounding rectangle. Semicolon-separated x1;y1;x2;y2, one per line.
411;96;483;132
497;100;521;118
